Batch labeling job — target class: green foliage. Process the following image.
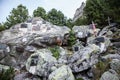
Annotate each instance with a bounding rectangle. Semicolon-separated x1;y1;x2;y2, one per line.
47;8;67;26
0;67;15;80
49;46;60;59
0;23;6;31
84;0;109;26
74;17;88;26
33;7;46;19
67;31;76;46
66;18;74;29
83;0;120;27
5;4;29;28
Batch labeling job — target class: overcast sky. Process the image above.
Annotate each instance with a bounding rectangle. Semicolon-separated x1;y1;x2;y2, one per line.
0;0;86;23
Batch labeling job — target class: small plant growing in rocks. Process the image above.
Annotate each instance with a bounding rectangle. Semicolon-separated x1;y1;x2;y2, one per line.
0;67;15;80
49;46;60;59
67;31;76;47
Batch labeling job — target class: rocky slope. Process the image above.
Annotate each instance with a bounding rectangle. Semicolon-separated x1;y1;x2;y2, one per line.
0;17;120;80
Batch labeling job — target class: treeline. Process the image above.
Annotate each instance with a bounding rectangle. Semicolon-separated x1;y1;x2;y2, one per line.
75;0;120;28
1;0;120;31
0;4;73;31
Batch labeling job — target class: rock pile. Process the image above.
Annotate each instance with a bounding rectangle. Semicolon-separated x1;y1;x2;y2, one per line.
0;17;120;80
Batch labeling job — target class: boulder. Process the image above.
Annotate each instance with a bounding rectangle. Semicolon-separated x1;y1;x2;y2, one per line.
0;17;70;47
57;47;73;65
48;65;75;80
0;43;10;60
0;64;10;73
110;59;120;74
14;72;41;80
68;44;100;72
102;54;120;60
72;40;84;52
25;46;36;53
72;25;100;39
87;36;111;53
0;55;17;67
100;69;119;80
26;49;57;77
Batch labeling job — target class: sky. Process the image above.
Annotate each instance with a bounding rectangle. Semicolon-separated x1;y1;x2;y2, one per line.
0;0;86;23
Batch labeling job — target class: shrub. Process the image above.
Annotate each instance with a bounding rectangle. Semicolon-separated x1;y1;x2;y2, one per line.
0;67;15;80
67;31;76;47
49;46;60;59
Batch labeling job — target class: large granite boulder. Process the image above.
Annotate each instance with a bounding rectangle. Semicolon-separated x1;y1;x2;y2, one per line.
68;44;100;72
48;65;75;80
87;36;111;53
110;59;120;74
57;47;68;64
0;43;10;60
0;17;70;46
25;46;36;53
102;54;120;60
72;25;100;39
26;49;57;77
100;69;119;80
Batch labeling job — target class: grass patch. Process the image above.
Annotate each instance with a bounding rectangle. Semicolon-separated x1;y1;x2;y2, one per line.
49;46;60;59
0;67;15;80
92;59;110;80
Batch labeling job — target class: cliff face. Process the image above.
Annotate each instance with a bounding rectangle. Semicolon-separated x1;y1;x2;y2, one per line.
73;2;85;22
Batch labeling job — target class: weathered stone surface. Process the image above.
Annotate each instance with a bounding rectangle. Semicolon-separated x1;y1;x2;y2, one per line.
68;44;100;72
0;64;10;72
0;17;119;80
14;72;41;80
0;43;10;60
26;49;57;77
25;46;36;53
48;65;75;80
87;36;111;53
0;17;70;46
73;25;100;39
73;2;85;22
100;69;119;80
102;54;120;60
110;59;120;74
58;47;68;64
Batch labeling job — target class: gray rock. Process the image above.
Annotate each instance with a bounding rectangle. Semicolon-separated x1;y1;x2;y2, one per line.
0;55;17;67
48;65;75;80
57;47;68;64
0;43;10;60
25;46;36;53
0;17;70;46
0;64;10;73
14;72;41;80
102;54;120;60
72;25;100;39
87;36;111;53
72;40;84;52
100;69;119;80
26;49;57;77
110;59;120;74
68;44;100;72
73;2;85;22
14;72;28;80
